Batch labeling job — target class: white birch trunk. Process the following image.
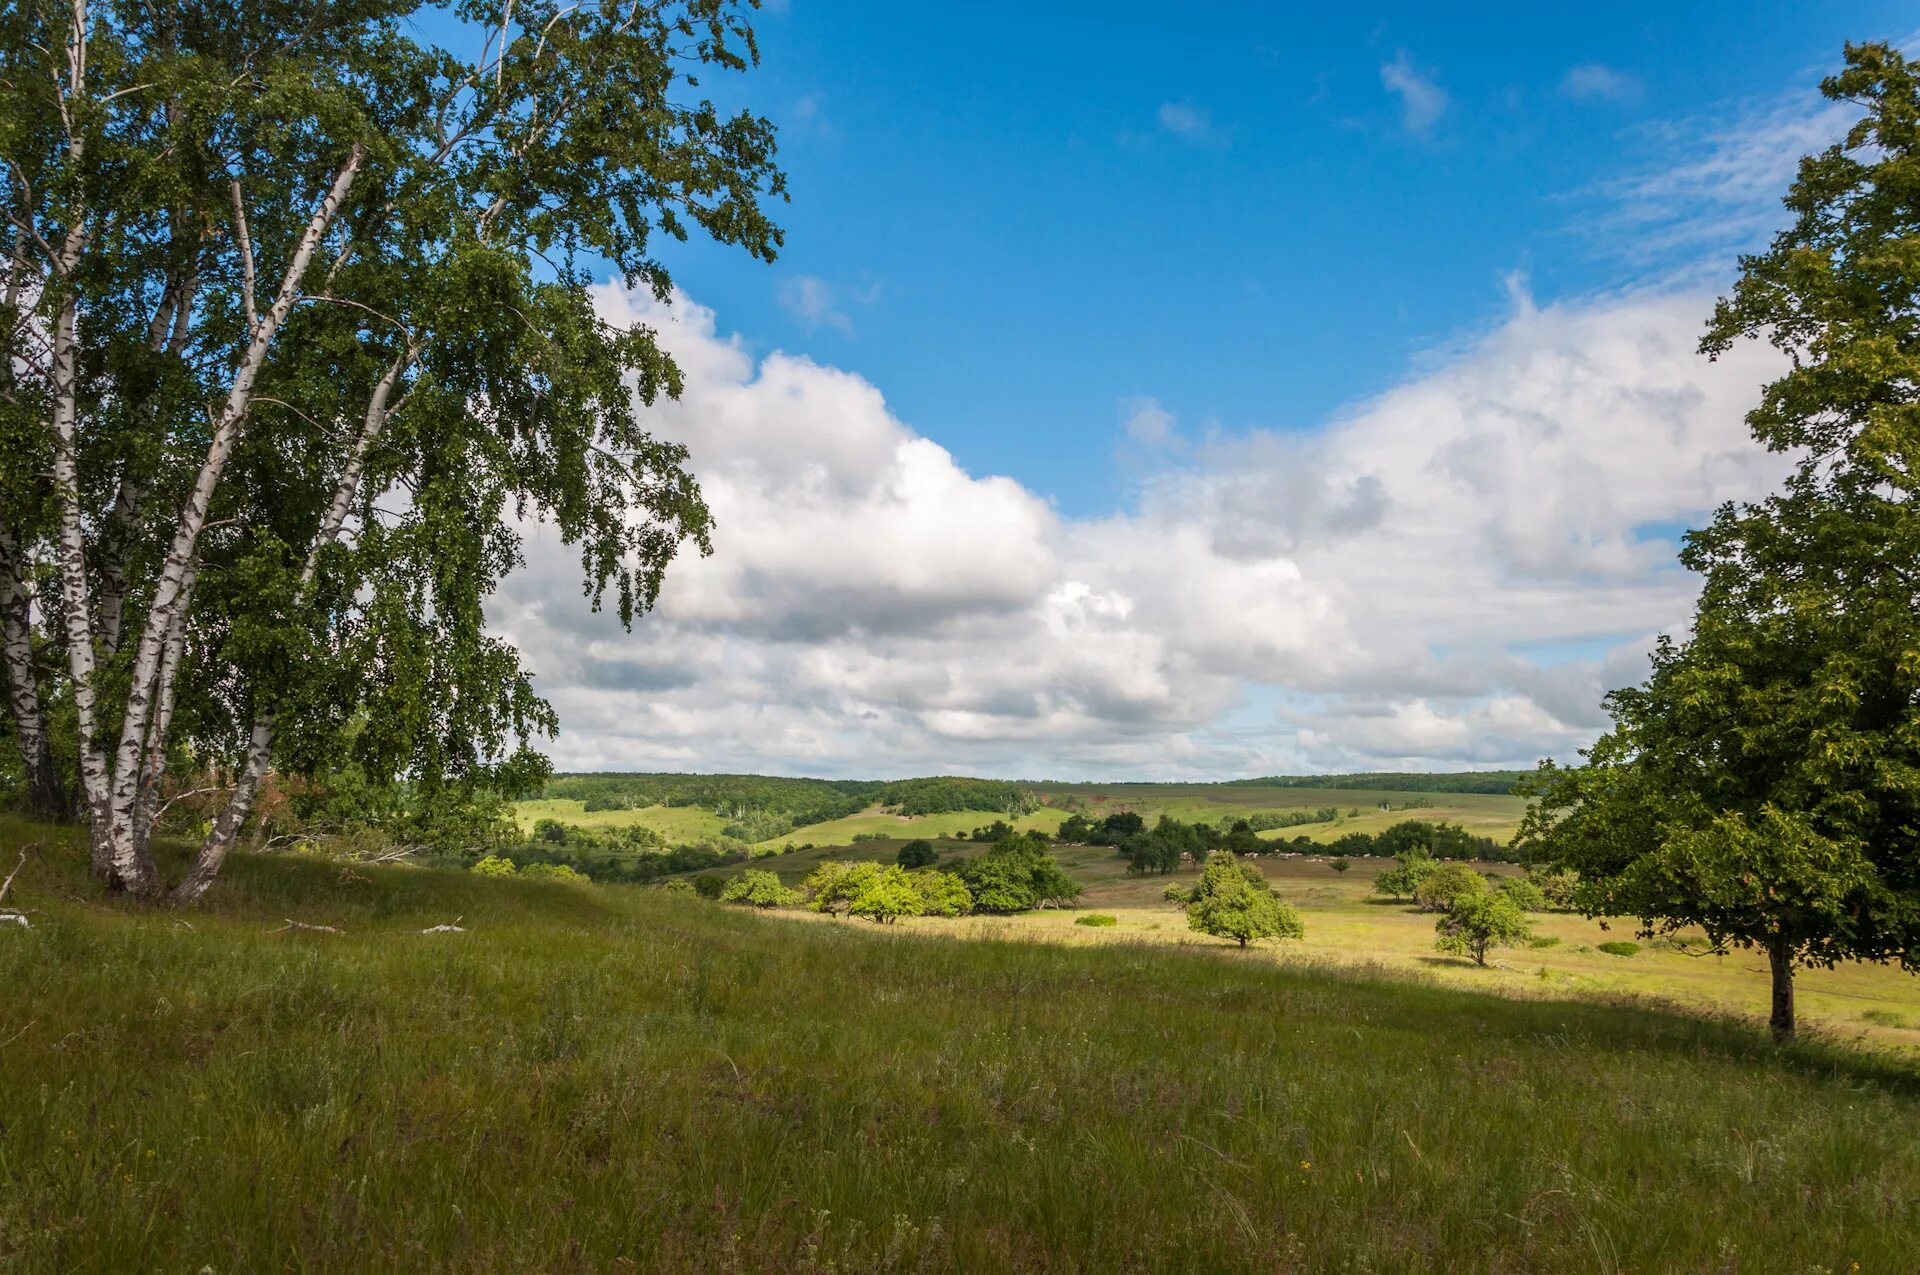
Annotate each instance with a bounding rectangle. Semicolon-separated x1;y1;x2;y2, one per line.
175;339;417;902
103;146;366;894
0;530;64;819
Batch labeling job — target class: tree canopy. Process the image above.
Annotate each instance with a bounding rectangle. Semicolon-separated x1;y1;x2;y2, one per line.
1518;42;1920;1042
1183;850;1303;949
0;0;785;899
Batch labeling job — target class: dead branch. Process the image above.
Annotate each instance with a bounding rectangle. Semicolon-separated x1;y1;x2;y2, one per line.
420;917;466;934
269;918;344;935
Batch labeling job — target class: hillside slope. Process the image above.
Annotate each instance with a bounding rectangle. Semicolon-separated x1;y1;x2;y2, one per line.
1;820;1915;1271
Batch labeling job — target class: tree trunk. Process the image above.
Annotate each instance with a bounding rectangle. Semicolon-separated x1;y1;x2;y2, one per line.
0;532;66;820
173;339;415;904
98;146;365;896
1768;943;1795;1044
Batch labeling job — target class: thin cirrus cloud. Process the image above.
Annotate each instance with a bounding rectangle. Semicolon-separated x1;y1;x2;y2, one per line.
1380;50;1449;137
1560;63;1641;102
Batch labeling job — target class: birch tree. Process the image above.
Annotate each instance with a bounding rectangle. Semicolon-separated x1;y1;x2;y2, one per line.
1;0;783;898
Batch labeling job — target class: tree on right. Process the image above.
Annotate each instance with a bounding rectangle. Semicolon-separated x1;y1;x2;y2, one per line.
1519;42;1920;1044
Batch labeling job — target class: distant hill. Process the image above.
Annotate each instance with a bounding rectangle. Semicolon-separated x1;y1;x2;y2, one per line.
1221;771;1528;795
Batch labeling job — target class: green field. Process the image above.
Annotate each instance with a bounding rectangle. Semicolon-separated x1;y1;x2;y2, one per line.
3;816;1917;1271
1035;782;1529;843
514;779;1532;854
512;797;731;842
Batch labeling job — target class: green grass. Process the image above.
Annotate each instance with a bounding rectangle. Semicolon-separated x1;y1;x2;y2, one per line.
512;797;731;841
4;817;1920;1270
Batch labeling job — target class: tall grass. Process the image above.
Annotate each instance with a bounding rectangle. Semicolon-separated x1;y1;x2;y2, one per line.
0;818;1915;1271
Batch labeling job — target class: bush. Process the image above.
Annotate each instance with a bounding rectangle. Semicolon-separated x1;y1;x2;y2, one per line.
913;870;973;917
953;833;1082;914
848;866;925;924
1328;857;1351;874
1413;863;1488;913
470;855;518;877
1434;892;1531;966
1597;940;1640;957
1184;851;1304;949
690;873;727;900
803;861;881;917
1371;854;1438;901
1075;913;1118;927
657;878;696;896
519;863;588;882
719;869;801;909
1495;876;1548;912
896;839;938;869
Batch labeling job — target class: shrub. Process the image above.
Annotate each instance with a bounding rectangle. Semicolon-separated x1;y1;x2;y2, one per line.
1371;854;1437;901
690;873;727;900
1162;881;1193;906
896;839;938;869
719;869;801;909
657;878;696;896
1413;863;1488;913
954;833;1082;914
1533;867;1580;910
1075;913;1118;927
1597;940;1640;957
1184;851;1304;949
848;866;925;924
1328;857;1351;874
912;870;973;917
470;855;518;877
803;861;881;917
520;863;588;882
1495;876;1548;912
1434;892;1531;966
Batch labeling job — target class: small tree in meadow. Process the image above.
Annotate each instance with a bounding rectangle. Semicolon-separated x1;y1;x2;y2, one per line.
897;839;939;869
1328;857;1351;874
913;870;974;917
720;870;800;910
1185;851;1304;949
1371;853;1437;902
1413;863;1489;914
1434;892;1531;966
849;866;925;924
803;861;880;917
1495;876;1548;912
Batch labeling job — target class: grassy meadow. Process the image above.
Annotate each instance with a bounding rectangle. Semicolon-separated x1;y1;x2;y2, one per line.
3;815;1920;1271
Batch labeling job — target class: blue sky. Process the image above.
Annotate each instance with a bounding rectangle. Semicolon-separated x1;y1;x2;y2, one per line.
640;1;1911;516
487;3;1907;777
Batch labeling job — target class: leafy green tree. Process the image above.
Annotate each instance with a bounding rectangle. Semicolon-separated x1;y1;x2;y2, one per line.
1184;851;1303;949
896;838;938;869
1371;853;1437;902
1328;857;1351;874
802;861;880;917
849;866;924;924
1413;863;1488;914
471;855;518;877
0;0;785;899
953;832;1082;913
1434;892;1531;967
1520;44;1920;1042
912;870;974;917
719;869;798;910
1495;876;1548;913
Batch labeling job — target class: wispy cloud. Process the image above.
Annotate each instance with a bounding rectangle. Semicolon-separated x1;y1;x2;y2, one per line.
1157;102;1215;143
1380;51;1449;138
1577;92;1857;269
778;274;856;334
1560;63;1640;102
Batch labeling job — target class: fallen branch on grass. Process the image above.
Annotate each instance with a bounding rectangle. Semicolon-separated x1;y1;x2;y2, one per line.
0;845;32;929
269;918;345;935
420;917;466;934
